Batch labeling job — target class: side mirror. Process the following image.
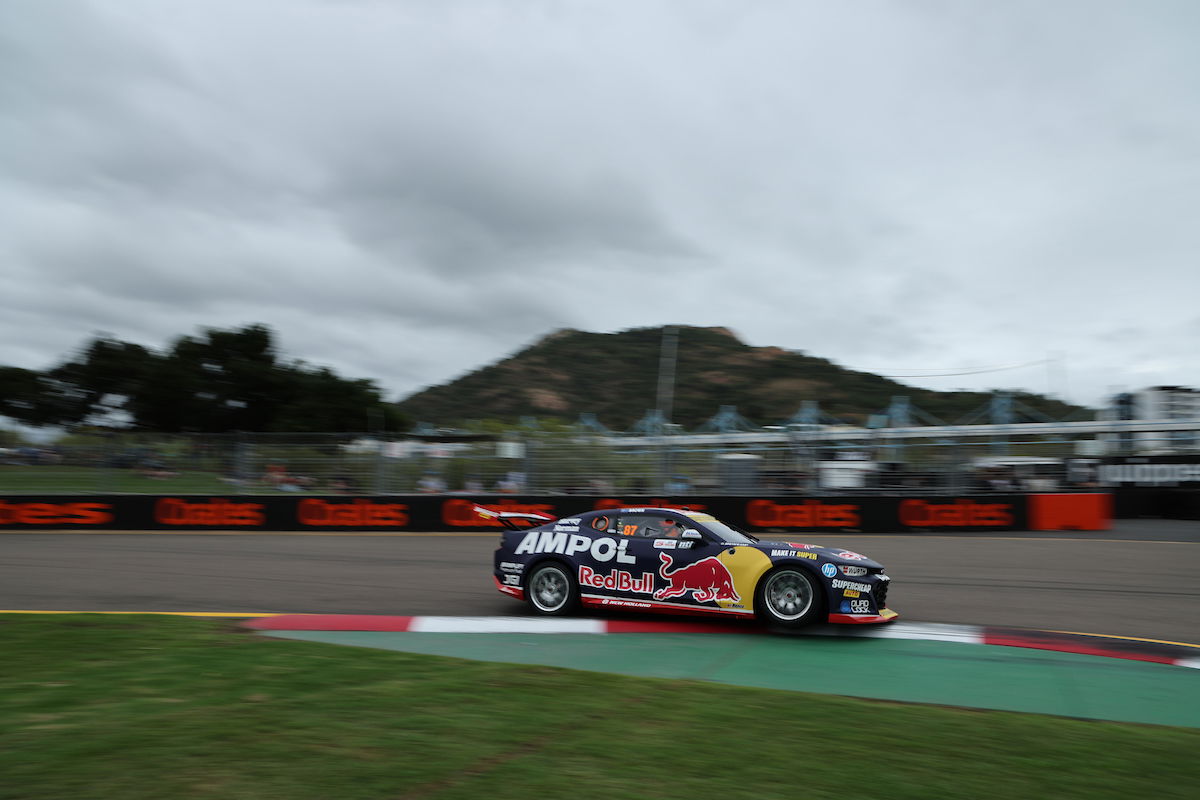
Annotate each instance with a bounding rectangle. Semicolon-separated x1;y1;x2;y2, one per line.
681;529;702;540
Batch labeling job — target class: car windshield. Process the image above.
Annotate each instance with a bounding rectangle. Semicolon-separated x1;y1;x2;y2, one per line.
682;513;758;544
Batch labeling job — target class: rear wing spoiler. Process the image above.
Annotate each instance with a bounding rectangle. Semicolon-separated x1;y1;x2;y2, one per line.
473;506;556;530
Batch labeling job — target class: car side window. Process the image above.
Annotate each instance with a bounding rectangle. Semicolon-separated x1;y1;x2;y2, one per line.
616;514;674;538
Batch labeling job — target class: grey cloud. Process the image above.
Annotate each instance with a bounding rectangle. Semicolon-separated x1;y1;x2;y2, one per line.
1;0;1198;411
320;131;699;280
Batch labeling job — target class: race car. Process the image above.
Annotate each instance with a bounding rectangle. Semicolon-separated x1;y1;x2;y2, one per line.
486;506;897;628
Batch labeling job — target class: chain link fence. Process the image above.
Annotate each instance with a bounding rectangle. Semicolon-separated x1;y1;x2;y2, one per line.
5;424;1189;495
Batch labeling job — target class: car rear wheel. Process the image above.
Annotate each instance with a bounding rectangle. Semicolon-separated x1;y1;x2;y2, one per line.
526;562;579;616
755;567;823;628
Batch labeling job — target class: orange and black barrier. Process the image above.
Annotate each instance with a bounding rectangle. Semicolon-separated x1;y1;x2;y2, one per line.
0;493;1114;532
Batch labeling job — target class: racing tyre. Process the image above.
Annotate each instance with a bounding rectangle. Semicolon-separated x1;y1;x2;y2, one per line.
755;567;823;629
526;562;580;616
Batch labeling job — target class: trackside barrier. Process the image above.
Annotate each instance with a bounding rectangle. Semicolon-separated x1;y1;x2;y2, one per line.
1113;489;1200;520
0;493;1109;532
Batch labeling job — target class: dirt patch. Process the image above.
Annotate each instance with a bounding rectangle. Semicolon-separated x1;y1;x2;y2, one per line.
524;388;570;412
759;377;822;396
699;371;736;385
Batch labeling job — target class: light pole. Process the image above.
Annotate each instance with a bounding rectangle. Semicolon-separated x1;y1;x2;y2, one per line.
655;325;678;427
655;326;679;492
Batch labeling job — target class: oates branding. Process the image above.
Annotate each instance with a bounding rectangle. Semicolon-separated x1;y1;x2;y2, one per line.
745;499;860;528
899;499;1013;527
298;498;408;527
0;500;112;525
0;493;1045;532
156;498;263;526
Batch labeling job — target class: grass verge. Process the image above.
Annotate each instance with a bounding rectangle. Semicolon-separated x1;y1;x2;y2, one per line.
1;614;1197;800
0;465;235;495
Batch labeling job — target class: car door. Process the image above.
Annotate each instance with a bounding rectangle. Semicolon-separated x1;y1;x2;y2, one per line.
611;512;728;608
609;512;676;602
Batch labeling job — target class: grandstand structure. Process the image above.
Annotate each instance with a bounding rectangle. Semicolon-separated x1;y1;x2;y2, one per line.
554;391;1200;496
5;391;1198;497
615;392;1199;451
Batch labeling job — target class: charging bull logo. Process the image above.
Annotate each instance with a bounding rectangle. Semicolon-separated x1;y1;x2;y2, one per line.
654;553;741;603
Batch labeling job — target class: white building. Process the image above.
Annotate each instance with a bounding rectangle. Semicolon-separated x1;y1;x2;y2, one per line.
1101;386;1200;453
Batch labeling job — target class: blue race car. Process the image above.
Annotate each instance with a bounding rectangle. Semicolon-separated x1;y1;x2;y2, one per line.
485;506;896;628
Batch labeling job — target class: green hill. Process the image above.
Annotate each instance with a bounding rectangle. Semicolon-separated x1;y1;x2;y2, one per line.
395;326;1089;430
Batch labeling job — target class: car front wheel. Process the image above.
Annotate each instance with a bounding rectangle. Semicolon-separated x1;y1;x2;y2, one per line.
526;562;579;616
755;567;823;628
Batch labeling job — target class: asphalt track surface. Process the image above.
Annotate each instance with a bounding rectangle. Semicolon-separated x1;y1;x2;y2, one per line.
2;519;1197;642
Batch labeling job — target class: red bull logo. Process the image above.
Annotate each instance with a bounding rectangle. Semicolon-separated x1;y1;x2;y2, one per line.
654;553;741;603
579;566;655;594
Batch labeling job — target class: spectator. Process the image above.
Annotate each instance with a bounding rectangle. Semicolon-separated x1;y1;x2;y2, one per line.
263;464;288;487
417;473;446;493
278;474;314;492
495;472;522;493
138;457;177;480
588;477;614;494
988;469;1015;491
664;475;690;494
329;475;356;494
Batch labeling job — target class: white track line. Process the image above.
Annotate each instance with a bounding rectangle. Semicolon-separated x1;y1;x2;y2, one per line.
822;621;986;644
408;616;607;634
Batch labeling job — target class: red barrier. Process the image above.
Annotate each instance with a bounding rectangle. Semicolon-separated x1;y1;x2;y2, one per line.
1027;493;1112;531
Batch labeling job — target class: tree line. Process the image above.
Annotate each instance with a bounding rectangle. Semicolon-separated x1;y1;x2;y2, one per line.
0;324;407;433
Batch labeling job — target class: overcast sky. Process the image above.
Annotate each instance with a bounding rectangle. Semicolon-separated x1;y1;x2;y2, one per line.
3;0;1198;423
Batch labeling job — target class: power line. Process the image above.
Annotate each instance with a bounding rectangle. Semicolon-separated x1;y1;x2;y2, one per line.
873;358;1051;379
